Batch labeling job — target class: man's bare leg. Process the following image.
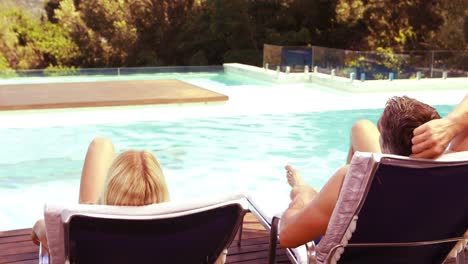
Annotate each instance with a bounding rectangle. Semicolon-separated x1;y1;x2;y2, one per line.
346;119;382;163
79;137;116;204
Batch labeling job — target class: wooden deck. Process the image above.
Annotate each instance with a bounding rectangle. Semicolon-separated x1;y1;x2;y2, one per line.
0;80;228;110
0;213;290;264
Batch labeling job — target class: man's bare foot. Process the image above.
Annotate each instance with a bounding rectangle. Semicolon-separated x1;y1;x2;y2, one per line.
285;165;306;187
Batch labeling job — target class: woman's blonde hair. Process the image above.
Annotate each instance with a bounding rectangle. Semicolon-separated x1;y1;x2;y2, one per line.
98;150;169;206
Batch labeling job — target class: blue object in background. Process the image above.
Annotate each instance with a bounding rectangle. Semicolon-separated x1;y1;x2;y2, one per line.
360;72;366;81
281;47;312;68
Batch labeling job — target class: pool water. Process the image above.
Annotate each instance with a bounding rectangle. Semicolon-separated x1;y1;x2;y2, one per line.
0;105;453;231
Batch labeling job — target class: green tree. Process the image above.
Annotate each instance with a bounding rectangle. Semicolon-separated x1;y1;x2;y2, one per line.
44;0;62;23
128;0;197;66
335;0;443;51
0;6;78;69
430;0;468;50
3;0;463;70
74;0;137;66
54;0;196;67
0;6;17;69
177;0;261;65
54;0;100;67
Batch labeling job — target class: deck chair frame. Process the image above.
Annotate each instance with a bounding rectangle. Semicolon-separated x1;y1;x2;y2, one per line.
248;201;309;264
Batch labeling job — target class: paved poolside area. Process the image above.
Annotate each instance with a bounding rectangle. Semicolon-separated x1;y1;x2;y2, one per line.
0;79;228;110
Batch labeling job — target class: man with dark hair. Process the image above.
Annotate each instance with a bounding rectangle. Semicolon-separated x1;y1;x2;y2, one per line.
279;96;443;248
344;96;441;164
379;96;441;156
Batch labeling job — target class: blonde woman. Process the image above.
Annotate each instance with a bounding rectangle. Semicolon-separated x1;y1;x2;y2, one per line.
31;137;228;263
31;137;169;253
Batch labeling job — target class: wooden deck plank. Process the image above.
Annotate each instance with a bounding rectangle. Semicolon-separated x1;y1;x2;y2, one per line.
228;213;288;263
0;80;228;110
0;252;37;264
0;229;32;245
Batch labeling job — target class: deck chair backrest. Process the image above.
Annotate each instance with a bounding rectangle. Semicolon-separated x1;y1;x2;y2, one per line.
316;151;468;264
44;193;248;264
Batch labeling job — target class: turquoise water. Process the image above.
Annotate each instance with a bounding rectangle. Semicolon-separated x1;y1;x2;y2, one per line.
0;105;453;230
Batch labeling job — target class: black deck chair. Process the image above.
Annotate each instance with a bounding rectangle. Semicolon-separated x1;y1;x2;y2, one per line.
248;151;468;264
41;193;248;264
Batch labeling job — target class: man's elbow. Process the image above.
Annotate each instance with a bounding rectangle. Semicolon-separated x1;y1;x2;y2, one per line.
279;238;294;248
279;233;301;248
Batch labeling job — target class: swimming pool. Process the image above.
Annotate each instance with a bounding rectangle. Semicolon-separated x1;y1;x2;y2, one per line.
0;105;453;231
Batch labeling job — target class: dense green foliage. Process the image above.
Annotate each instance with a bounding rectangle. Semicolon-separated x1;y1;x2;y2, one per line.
0;0;466;69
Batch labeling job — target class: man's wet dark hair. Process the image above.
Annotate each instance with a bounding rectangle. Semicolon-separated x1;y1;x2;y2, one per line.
379;96;441;156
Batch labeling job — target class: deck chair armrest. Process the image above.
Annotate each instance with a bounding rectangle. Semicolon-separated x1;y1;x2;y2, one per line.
274;213;283;219
447;233;468;264
248;192;314;264
271;214;282;239
39;242;50;264
271;213;284;249
306;241;318;264
268;215;281;264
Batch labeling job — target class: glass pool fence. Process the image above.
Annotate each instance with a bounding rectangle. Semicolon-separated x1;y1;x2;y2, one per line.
263;44;468;80
0;65;224;78
1;46;467;81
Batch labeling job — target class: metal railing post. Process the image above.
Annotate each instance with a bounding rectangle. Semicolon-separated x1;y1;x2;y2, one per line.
430;51;434;78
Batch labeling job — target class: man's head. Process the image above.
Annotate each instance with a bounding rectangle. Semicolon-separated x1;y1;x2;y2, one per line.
378;96;440;156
